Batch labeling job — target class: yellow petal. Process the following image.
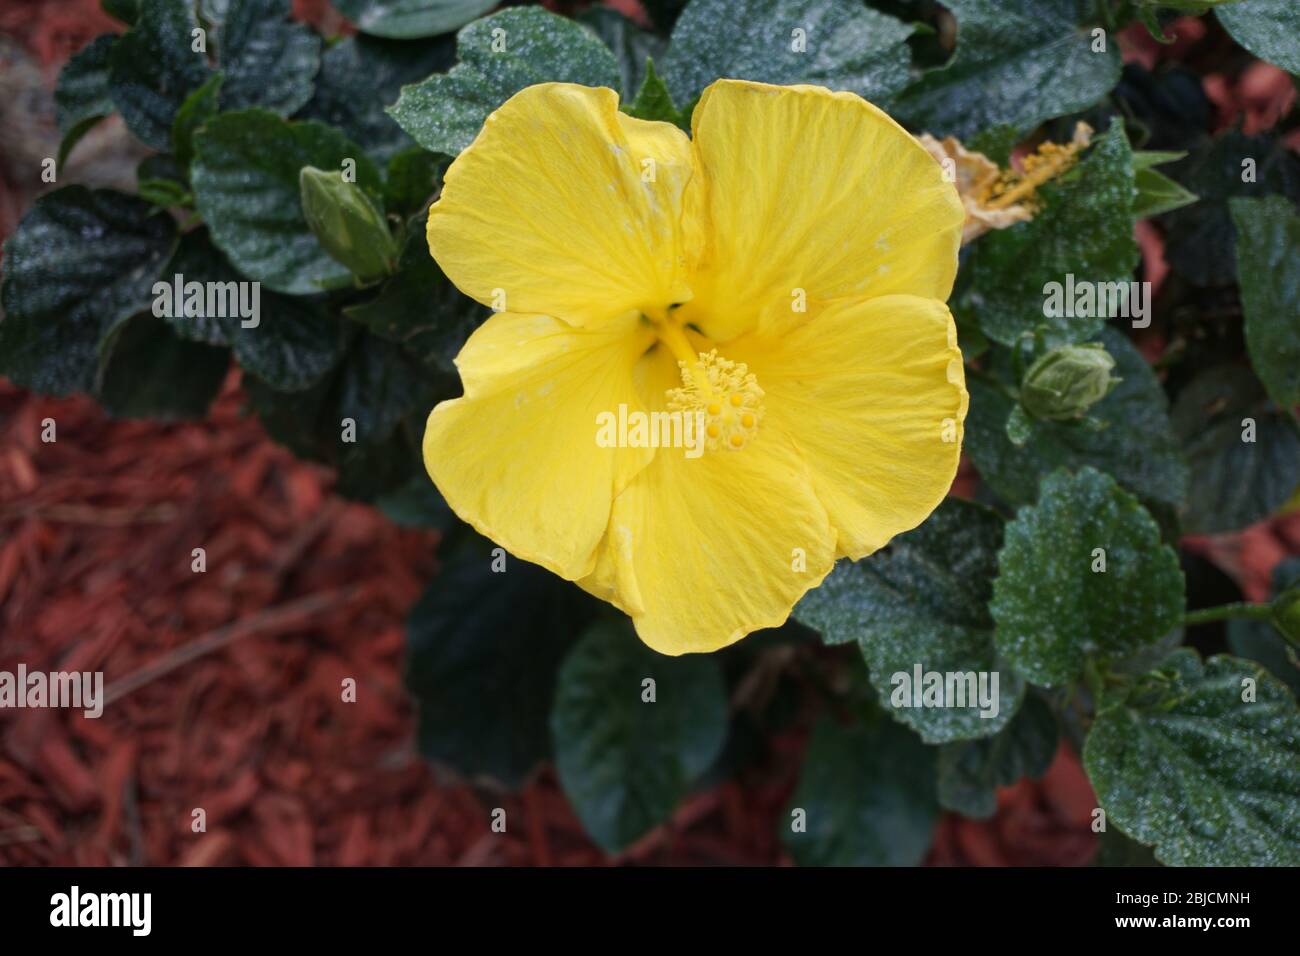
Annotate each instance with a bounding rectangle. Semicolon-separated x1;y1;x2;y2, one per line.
725;294;967;560
427;83;693;328
578;346;837;655
676;80;964;342
423;310;656;580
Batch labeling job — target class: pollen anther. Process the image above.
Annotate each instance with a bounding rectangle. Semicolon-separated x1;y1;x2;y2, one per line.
665;348;766;453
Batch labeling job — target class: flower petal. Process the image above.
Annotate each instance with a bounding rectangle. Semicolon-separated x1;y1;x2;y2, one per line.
427;83;693;328
578;347;837;655
424;310;656;580
726;294;967;560
676;80;964;341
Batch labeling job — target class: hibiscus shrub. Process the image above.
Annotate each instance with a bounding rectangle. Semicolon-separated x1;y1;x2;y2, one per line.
2;0;1299;865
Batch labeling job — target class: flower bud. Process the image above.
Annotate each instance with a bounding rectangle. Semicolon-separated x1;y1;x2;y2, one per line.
1020;343;1119;421
1271;587;1300;644
299;166;397;282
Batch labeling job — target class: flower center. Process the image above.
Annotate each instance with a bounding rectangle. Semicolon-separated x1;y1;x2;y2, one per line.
652;315;765;453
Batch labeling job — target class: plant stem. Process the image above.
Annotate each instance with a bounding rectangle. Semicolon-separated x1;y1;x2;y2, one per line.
1183;602;1273;627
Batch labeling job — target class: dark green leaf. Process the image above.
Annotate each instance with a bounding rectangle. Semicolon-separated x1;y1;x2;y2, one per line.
1159;131;1300;287
783;717;938;866
662;0;913;108
108;0;211;149
137;177;192;208
0;187;176;395
388;7;621;157
232;294;343;391
578;5;666;101
191;109;382;294
332;0;495;40
98;313;229;419
1230;196;1300;412
893;0;1120;140
155;228;243;344
298;34;455;166
172;72;224;173
102;0;140;24
383;148;446;216
1217;0;1300;74
937;694;1058;818
796;498;1023;743
1171;365;1300;534
1084;649;1300;866
622;60;687;129
966;327;1189;515
551;618;728;853
216;0;321;115
54;35;117;167
405;533;599;787
990;466;1185;687
966;121;1139;346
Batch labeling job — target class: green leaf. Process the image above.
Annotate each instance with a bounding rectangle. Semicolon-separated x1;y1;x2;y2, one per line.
387;7;621;157
155;228;242;344
405;533;600;787
795;498;1024;743
332;0;495;39
1230;196;1300;413
172;72;224;173
662;0;913;109
137;177;193;208
1217;0;1300;74
966;121;1139;346
1084;649;1300;866
191;109;382;294
990;466;1185;687
298;34;455;166
892;0;1120;140
334;331;436;439
0;187;177;395
98;313;230;419
231;295;344;391
343;225;484;375
216;0;321;115
1132;150;1197;219
578;5;666;101
622;59;688;129
108;0;212;150
1159;131;1300;287
782;717;938;866
966;327;1189;516
1171;365;1300;535
1229;559;1300;698
382;148;445;216
936;694;1058;818
551;618;728;853
54;35;117;167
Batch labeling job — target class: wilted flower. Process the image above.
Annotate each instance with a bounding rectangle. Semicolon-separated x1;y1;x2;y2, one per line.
421;80;966;653
918;122;1093;243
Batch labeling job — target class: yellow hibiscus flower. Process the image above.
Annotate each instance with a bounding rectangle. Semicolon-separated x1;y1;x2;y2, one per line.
422;79;967;655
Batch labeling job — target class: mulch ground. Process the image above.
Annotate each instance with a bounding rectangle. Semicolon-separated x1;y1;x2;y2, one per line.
1;1;1297;867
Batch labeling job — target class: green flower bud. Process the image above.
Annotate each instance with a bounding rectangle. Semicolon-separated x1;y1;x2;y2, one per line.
1020;343;1120;421
1271;587;1300;645
299;166;397;283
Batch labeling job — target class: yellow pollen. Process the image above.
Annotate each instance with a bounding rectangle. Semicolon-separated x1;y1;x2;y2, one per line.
729;434;744;448
741;413;755;428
